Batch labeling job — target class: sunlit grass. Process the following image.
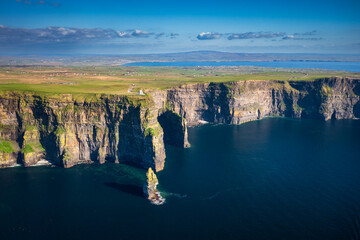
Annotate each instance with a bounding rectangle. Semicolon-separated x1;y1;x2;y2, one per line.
0;66;358;95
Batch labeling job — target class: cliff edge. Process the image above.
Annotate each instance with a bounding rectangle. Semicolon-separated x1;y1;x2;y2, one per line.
0;77;359;170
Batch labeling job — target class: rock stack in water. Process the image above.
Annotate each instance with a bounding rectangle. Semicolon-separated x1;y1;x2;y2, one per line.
143;168;165;205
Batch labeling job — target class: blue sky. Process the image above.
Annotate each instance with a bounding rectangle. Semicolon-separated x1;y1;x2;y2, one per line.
0;0;359;54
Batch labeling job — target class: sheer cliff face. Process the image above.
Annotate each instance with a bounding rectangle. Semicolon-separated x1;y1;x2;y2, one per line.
0;77;359;170
0;94;165;170
166;77;360;126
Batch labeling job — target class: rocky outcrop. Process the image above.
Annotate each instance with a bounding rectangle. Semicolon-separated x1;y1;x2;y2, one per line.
0;77;359;170
143;168;165;205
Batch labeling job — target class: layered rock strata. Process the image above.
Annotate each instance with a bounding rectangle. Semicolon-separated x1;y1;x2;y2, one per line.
0;94;165;171
0;77;359;170
166;77;360;126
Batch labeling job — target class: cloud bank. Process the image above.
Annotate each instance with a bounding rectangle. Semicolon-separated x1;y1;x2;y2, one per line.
282;35;322;41
195;30;322;41
227;32;285;40
197;32;222;40
170;33;179;38
0;25;156;44
282;30;321;40
15;0;60;7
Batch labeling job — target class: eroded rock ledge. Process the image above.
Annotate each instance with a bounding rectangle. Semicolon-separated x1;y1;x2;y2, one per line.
0;77;359;170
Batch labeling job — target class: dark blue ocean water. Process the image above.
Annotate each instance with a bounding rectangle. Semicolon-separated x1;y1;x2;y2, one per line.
0;118;360;240
123;61;360;72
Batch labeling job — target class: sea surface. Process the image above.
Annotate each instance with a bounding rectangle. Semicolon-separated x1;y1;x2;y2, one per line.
0;118;360;240
123;61;360;72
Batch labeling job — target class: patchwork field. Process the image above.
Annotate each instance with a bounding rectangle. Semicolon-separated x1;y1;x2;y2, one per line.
0;66;358;97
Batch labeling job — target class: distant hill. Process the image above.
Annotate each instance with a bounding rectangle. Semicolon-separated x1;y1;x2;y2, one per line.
1;51;360;66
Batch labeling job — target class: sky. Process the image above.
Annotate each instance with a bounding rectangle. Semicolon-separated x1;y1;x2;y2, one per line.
0;0;359;54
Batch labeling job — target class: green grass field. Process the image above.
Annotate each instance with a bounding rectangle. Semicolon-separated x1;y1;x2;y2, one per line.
0;66;358;96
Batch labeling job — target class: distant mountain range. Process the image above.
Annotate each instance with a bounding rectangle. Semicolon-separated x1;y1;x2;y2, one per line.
1;51;360;66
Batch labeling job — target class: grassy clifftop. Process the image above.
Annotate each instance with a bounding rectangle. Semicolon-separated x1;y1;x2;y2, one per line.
0;66;358;96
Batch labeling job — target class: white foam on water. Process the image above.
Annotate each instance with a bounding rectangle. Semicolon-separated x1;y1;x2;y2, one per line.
197;120;208;124
8;163;21;168
166;192;187;199
33;159;52;166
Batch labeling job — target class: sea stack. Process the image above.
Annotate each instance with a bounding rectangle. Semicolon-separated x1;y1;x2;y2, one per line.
143;168;165;205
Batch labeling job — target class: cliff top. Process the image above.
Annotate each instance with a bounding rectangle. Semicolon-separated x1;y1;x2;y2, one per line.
0;66;358;97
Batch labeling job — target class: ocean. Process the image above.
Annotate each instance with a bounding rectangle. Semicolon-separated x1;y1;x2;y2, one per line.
0;118;359;240
123;61;360;72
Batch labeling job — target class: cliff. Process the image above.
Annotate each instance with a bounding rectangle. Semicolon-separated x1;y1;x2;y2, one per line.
166;77;360;126
0;94;165;171
0;77;359;170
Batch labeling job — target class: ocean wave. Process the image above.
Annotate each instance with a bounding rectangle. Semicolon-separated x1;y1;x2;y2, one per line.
163;192;187;199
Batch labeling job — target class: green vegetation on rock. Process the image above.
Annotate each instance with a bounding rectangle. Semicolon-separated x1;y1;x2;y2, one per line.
144;127;156;137
25;123;36;131
321;85;333;96
293;103;302;112
54;126;66;135
0;141;15;153
21;144;34;154
20;143;45;154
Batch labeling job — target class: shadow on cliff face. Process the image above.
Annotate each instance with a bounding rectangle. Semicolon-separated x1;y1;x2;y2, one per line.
158;110;185;147
104;182;144;198
354;101;360;118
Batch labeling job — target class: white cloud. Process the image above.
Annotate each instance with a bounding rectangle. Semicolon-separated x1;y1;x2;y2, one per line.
197;32;222;40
